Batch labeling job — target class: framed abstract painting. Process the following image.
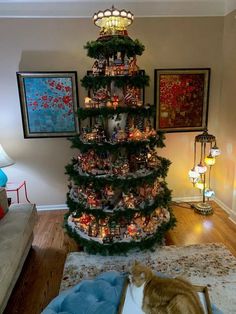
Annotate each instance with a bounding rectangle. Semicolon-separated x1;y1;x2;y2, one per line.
154;68;210;132
17;71;79;138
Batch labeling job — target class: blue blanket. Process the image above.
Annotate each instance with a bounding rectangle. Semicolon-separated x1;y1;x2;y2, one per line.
42;271;223;314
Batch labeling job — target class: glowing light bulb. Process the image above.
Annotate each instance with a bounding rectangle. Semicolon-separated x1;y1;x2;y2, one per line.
195;163;207;174
211;145;221;157
188;168;200;184
205;154;216;166
204;189;215;198
195;180;204;190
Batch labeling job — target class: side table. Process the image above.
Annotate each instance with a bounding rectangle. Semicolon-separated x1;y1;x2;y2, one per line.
6;181;31;203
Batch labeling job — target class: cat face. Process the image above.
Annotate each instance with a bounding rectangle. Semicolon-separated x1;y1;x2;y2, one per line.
129;261;150;287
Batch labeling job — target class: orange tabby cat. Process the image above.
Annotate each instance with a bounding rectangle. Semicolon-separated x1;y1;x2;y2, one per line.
129;261;204;314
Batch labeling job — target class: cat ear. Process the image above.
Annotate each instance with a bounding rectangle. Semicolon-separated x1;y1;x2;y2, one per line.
140;272;145;279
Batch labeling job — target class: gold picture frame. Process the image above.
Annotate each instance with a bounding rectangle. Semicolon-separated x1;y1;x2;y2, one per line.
154;68;210;132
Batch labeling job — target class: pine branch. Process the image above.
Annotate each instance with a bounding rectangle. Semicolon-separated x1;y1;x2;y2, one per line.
85;37;145;59
81;73;149;90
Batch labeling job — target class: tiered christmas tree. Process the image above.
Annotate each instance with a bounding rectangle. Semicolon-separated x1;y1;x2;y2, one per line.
65;6;176;254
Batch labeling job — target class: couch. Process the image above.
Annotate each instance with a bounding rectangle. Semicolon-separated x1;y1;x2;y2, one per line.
0;188;37;314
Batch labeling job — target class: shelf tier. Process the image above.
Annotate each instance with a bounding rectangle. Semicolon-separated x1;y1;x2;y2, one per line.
67;183;171;220
66;157;171;189
69;133;165;153
85;36;145;59
77;105;155;120
81;73;149;90
64;210;176;255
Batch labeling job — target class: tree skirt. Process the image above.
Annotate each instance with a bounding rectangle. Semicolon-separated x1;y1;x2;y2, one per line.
61;243;236;314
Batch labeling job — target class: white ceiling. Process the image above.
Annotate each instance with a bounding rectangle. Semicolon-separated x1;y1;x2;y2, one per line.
0;0;235;18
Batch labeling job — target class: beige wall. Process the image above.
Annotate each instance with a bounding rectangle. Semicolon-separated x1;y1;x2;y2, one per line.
214;10;236;220
0;17;223;206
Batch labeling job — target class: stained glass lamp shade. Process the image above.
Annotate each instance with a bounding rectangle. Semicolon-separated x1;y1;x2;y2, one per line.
0;145;14;187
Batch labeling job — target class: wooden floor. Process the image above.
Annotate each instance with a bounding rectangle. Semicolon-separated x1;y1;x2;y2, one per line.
4;202;236;314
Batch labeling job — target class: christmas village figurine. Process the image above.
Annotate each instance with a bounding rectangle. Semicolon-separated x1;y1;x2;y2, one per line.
112;157;130;176
128;128;144;141
92;56;106;76
122;192;137;209
130;151;147;171
124;86;143;107
103;185;114;199
147;150;161;169
127;221;139;238
87;192;102;209
111;124;127;142
143;119;157;138
65;6;174;253
78;150;112;175
129;56;139;75
105;53;130;76
88;221;99;237
109;221;121;239
81;124;107;143
116;129;127;142
84;96;94;108
139;180;162;201
92;88;111;108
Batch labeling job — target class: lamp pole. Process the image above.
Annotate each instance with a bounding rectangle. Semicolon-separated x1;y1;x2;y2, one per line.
189;130;220;215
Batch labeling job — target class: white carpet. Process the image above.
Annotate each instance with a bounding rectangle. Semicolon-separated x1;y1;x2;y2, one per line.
61;243;236;313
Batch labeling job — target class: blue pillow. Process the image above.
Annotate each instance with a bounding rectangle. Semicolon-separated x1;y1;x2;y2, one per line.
42;271;126;314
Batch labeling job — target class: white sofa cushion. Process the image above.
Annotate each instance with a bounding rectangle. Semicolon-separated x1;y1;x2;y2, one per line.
0;203;37;310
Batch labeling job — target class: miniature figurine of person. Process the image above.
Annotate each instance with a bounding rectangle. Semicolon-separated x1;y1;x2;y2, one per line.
98;56;106;75
92;60;99;76
111;126;118;142
129;56;139;75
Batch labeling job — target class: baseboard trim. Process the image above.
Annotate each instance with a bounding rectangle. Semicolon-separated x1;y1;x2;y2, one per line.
214;197;236;224
172;196;202;203
172;196;236;225
36;204;68;211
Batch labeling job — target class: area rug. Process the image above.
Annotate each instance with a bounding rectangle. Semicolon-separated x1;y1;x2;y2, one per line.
61;243;236;313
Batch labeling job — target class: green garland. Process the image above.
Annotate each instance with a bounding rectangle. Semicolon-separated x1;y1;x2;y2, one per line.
81;73;149;90
64;209;177;255
69;133;165;153
77;106;156;120
85;37;145;59
66;184;171;220
65;157;171;189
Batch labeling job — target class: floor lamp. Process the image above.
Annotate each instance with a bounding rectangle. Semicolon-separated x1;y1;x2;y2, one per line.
188;130;221;215
0;145;14;187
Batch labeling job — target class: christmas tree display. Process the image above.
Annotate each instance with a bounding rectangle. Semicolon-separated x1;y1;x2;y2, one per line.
65;6;176;254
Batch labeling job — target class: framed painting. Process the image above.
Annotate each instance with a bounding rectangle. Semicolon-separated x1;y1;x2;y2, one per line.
154;68;210;132
17;71;79;138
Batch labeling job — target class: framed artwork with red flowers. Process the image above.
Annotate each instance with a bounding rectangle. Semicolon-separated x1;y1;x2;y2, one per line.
154;68;210;132
17;71;79;138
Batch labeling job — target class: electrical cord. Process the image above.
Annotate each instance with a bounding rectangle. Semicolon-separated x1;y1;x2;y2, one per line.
171;201;194;210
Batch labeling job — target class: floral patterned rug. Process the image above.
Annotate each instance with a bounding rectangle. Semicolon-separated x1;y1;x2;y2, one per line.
61;243;236;313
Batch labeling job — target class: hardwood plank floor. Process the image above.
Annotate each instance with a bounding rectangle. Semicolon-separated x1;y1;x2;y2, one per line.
4;203;236;314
